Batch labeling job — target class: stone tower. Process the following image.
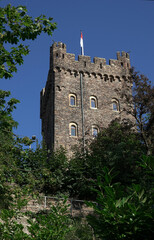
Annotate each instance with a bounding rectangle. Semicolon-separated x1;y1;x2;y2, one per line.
40;42;132;156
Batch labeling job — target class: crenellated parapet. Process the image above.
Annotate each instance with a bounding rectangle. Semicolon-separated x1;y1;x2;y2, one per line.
42;41;131;116
41;41;133;155
52;67;130;82
50;42;131;77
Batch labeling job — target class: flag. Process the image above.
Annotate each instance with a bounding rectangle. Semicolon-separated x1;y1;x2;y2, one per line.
80;32;84;55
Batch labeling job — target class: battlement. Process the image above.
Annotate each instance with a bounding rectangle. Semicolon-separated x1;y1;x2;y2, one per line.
117;51;130;60
50;42;131;72
41;41;133;156
52;41;66;50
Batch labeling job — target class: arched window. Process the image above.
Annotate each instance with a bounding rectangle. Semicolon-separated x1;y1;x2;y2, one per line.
69;94;76;106
69;123;78;137
92;126;99;137
90;96;97;109
104;74;109;81
110;75;114;82
112;99;120;112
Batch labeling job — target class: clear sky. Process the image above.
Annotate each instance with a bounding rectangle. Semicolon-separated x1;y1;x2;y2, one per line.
1;0;154;145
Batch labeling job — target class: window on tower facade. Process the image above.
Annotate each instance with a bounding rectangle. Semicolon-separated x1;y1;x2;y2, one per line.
90;96;97;109
92;126;99;137
69;94;77;106
69;123;78;137
112;99;120;112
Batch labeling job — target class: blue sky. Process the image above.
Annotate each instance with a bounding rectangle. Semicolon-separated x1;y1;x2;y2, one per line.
1;0;154;145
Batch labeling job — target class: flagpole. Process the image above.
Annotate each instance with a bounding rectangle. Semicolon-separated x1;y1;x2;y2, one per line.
80;30;82;55
80;72;85;151
80;31;84;56
80;31;85;151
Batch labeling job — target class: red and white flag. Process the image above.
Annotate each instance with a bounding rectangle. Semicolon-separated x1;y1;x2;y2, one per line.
80;32;84;55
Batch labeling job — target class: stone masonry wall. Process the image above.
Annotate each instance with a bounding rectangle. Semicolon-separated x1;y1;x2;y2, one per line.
40;42;132;156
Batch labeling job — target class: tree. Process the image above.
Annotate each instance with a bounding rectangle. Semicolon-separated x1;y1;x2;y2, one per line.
0;90;20;208
0;4;56;79
86;165;154;240
17;146;69;195
0;3;56;206
27;198;72;240
0;198;73;240
66;120;146;200
120;68;154;155
0;92;68;206
89;120;146;185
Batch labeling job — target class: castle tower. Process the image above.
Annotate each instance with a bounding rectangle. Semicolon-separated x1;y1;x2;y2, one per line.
40;42;132;156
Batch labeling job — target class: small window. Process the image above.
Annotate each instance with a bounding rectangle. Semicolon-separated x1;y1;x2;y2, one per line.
112;99;120;111
71;125;76;136
90;96;97;109
69;94;76;106
110;75;114;82
104;74;108;81
70;96;75;106
92;126;99;137
69;123;77;137
91;99;96;108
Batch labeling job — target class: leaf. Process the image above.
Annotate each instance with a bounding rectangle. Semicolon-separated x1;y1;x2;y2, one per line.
0;4;56;79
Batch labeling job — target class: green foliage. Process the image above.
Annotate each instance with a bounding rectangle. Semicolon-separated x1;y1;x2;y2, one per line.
0;1;56;209
0;198;95;240
89;120;146;185
0;90;20;208
0;90;19;130
0;4;56;79
66;151;97;199
86;166;154;240
41;147;69;194
0;90;35;209
130;68;154;129
122;68;154;155
0;210;29;240
65;217;94;240
17;146;69;195
27;198;72;240
0;198;73;240
65;121;146;199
